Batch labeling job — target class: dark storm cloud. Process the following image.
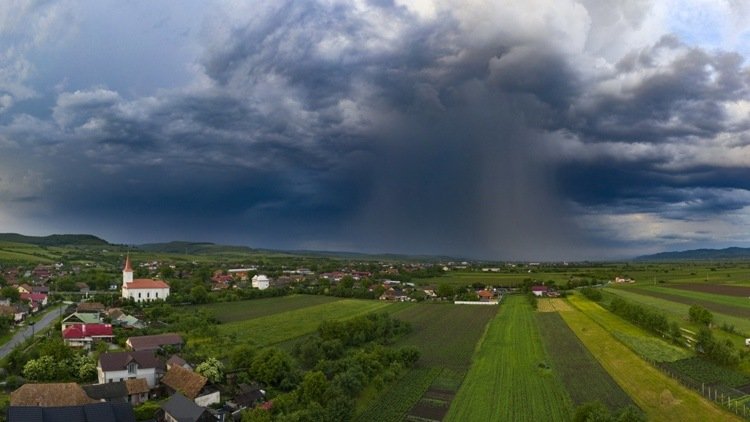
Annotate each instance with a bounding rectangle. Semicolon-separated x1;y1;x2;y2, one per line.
3;1;750;258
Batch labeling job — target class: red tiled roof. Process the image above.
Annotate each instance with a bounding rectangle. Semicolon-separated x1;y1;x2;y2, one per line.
63;323;113;339
124;255;132;272
125;279;169;289
20;293;47;302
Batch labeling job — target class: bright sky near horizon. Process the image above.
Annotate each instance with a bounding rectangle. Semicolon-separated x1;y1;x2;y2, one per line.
2;0;750;260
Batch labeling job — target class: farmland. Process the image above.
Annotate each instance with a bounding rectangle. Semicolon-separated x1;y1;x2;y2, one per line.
536;311;634;411
563;295;743;421
189;294;341;323
356;303;498;421
445;295;571;422
202;299;397;348
622;286;750;319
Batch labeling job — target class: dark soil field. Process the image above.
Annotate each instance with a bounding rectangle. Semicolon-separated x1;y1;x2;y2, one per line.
630;288;750;318
670;283;750;297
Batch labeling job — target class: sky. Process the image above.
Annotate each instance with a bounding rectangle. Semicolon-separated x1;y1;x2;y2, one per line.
2;0;750;261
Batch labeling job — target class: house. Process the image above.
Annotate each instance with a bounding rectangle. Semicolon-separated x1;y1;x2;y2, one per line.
31;285;50;295
0;304;26;322
19;293;48;309
82;381;129;402
11;383;96;407
477;290;495;301
75;282;90;295
77;302;105;314
531;286;549;297
251;274;270;290
63;323;114;349
160;365;220;407
97;350;165;388
124;378;150;405
16;284;33;295
121;256;170;303
7;402;136;422
166;354;192;371
226;383;266;418
158;392;213;422
62;312;102;330
126;333;183;352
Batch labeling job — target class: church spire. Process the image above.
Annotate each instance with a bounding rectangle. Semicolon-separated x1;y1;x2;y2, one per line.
123;254;133;285
123;254;133;272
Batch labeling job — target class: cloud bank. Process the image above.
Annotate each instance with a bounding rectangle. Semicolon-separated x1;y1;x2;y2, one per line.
1;0;750;260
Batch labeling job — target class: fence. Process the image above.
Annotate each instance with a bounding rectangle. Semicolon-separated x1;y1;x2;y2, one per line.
654;361;750;419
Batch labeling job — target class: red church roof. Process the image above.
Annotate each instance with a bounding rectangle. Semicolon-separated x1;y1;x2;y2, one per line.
125;279;169;289
123;255;133;272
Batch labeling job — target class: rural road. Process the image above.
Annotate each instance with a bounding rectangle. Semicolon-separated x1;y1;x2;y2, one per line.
0;304;65;359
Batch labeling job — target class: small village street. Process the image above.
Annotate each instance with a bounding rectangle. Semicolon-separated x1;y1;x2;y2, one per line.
0;304;65;359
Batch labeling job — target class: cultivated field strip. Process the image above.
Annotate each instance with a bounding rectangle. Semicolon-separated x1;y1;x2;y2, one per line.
536;312;635;411
629;286;750;319
605;288;750;335
217;299;394;345
445;295;571;422
563;296;743;421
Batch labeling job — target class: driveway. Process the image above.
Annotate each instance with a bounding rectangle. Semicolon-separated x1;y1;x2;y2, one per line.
0;304;65;359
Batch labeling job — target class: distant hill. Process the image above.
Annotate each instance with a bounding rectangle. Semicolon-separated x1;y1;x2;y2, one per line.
0;233;109;247
635;247;750;261
137;241;258;255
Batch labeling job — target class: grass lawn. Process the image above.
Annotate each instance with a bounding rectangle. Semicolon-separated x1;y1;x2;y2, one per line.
562;295;743;421
445;295;571;422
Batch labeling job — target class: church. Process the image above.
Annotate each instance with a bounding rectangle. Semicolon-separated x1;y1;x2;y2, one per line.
121;256;170;303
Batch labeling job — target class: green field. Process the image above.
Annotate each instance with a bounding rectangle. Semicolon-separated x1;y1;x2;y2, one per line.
356;303;498;421
391;303;498;371
215;299;396;346
536;312;635;411
572;293;692;362
188;294;341;323
562;296;743;421
446;296;571;421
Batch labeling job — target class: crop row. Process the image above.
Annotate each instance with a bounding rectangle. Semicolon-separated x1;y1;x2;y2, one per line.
662;357;750;388
536;311;634;411
446;295;571;422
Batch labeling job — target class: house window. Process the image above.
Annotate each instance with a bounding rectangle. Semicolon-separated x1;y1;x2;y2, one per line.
138;292;141;298
128;362;137;374
156;292;159;298
147;292;150;298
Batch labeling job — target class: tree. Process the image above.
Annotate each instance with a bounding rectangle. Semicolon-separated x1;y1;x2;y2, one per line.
689;305;713;326
299;370;330;405
196;357;225;384
436;283;455;298
191;285;209;304
0;286;19;303
573;401;612;422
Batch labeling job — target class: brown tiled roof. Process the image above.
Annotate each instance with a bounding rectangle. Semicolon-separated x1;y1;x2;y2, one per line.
98;350;165;372
125;378;150;395
125;279;169;289
11;383;96;406
77;302;104;312
126;333;183;351
161;365;207;399
166;354;188;369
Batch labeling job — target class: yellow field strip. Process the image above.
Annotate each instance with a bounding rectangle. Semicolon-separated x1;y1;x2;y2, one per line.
561;296;742;421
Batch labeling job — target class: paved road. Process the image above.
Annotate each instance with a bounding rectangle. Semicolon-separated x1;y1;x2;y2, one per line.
0;304;65;359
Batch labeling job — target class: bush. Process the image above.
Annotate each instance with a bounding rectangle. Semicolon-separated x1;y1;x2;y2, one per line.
580;287;603;301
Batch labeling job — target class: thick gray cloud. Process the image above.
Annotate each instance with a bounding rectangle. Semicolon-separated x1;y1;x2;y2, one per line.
1;0;750;259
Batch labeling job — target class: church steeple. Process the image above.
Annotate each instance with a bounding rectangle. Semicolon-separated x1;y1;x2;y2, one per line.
123;254;133;285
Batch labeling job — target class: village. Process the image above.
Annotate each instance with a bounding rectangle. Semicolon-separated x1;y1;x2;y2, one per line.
0;255;531;421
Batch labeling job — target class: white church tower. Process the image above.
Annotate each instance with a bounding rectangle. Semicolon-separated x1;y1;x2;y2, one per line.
123;255;134;285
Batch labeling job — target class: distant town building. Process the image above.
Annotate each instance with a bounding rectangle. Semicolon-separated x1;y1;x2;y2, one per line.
251;274;270;290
